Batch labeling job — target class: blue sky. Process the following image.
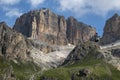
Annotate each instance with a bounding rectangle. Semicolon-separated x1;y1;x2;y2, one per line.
0;0;120;36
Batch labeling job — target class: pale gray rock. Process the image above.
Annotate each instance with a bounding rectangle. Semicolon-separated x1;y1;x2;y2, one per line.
13;8;96;45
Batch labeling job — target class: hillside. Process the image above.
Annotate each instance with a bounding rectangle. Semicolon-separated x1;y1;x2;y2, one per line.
38;42;120;80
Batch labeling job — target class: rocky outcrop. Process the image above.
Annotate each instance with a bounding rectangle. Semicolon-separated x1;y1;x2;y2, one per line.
71;68;92;80
62;42;102;65
13;8;96;45
111;49;120;57
101;13;120;45
0;22;30;61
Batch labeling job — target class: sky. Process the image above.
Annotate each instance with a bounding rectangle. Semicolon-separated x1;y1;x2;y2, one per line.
0;0;120;36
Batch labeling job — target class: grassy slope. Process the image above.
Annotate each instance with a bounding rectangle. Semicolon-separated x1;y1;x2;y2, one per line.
0;57;41;80
39;57;120;80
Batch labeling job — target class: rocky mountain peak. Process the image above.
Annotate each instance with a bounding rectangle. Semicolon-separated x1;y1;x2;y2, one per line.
13;8;96;45
112;13;119;18
0;22;10;30
101;13;120;45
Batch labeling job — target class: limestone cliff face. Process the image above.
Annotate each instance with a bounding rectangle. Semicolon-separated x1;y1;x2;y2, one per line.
101;13;120;45
67;17;96;45
13;8;96;45
0;22;30;61
14;9;67;45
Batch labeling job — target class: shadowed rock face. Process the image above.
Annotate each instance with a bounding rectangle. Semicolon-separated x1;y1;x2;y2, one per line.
13;9;96;45
0;22;30;61
101;13;120;45
67;17;96;45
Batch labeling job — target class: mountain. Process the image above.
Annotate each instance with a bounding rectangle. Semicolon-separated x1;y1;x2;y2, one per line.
100;13;120;71
0;21;74;79
0;9;120;80
13;8;96;45
0;22;31;61
37;13;120;80
101;13;120;45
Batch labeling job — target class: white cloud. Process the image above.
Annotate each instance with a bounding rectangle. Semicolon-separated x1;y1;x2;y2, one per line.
4;8;22;18
0;0;22;18
0;0;20;5
29;0;45;7
59;0;120;16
